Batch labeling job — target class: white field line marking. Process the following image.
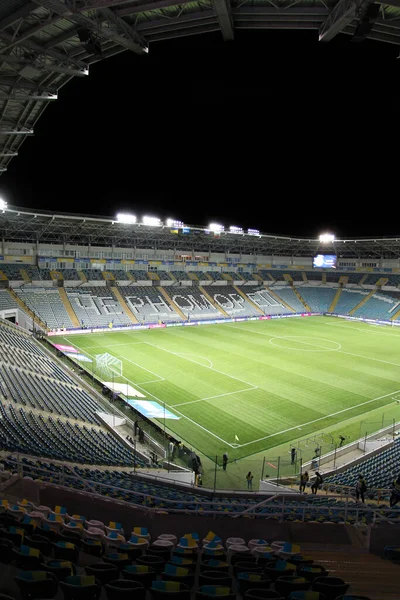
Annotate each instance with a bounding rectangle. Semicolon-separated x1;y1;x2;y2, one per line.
139;378;167;385
64;337;234;448
236;388;400;448
227;324;400;368
173;386;257;407
142;340;260;389
116;355;165;382
84;342;146;349
324;321;400;337
174;353;213;368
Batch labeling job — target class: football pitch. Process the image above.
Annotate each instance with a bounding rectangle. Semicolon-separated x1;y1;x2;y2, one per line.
54;316;400;464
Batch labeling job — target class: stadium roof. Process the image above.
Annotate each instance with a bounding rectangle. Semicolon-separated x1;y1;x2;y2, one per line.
1;204;400;258
0;0;400;176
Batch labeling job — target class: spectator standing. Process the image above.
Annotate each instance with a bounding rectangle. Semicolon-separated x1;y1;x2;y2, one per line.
222;452;229;471
390;475;400;507
168;440;174;460
299;471;309;493
291;447;296;464
356;474;367;503
311;471;323;495
246;471;254;490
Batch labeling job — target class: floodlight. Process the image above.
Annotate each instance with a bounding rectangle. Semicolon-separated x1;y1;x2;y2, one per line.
0;198;8;211
230;226;243;234
248;228;260;236
116;213;136;224
143;216;161;227
319;233;335;243
166;218;184;228
209;223;224;232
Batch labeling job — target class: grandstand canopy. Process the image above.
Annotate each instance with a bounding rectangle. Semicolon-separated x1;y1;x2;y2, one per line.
1;204;400;258
0;0;400;177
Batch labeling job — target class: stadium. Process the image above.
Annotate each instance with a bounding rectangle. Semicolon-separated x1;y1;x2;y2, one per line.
0;202;399;599
1;0;400;598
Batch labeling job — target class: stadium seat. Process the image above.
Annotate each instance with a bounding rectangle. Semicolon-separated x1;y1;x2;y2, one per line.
104;579;146;600
59;575;101;600
311;577;349;600
15;570;59;599
150;580;191;599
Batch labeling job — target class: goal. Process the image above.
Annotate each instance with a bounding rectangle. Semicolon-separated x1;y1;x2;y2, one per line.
95;353;123;378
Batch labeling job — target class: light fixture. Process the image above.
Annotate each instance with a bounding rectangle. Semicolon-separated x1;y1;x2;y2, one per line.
319;233;335;243
116;213;136;224
142;216;161;227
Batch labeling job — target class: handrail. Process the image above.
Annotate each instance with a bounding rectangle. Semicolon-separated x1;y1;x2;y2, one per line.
3;456;398;522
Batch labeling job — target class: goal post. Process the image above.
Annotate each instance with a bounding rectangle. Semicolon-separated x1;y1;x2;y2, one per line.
95;352;123;379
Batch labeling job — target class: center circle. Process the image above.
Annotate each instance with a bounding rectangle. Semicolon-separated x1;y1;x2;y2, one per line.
269;336;341;352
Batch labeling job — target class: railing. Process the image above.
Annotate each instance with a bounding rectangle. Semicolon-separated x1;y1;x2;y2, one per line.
2;455;399;523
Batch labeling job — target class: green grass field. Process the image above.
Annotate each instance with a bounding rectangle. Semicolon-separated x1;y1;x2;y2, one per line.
54;316;400;471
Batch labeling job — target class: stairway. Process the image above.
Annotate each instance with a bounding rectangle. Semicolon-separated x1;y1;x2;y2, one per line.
20;268;31;283
292;284;312;312
349;289;376;315
158;287;186;320
58;288;80;327
233;285;263;314
102;271;115;282
264;286;296;312
307;549;400;600
199;286;229;317
390;306;400;321
376;277;388;287
110;287;139;323
77;270;87;283
7;288;48;330
50;270;63;282
328;287;342;313
302;271;308;283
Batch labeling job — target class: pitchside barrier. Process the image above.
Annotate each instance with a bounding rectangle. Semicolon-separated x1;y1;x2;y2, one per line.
47;312;400;337
4;455;398;522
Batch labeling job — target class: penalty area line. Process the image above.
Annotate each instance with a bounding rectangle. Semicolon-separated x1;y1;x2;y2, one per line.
237;388;400;448
173;386;258;408
64;337;235;449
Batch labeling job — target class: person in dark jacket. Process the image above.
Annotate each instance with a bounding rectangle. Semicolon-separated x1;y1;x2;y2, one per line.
311;472;323;494
222;452;229;471
299;471;309;493
356;474;367;503
390;475;400;507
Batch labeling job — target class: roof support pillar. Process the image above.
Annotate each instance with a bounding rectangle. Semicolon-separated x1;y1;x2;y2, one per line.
212;0;234;40
319;0;364;41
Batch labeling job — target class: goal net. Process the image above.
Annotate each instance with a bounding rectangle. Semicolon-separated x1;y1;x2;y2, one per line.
95;353;123;378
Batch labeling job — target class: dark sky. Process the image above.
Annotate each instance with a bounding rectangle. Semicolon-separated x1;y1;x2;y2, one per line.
0;29;399;239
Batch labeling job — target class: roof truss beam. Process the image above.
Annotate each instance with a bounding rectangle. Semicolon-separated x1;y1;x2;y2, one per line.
0;76;58;94
0;29;88;70
30;0;148;54
212;0;234;39
319;0;364;41
0;54;88;77
0;126;34;135
0;2;37;32
116;0;184;16
0;149;18;156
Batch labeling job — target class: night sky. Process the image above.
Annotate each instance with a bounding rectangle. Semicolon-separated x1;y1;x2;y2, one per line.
0;29;399;239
